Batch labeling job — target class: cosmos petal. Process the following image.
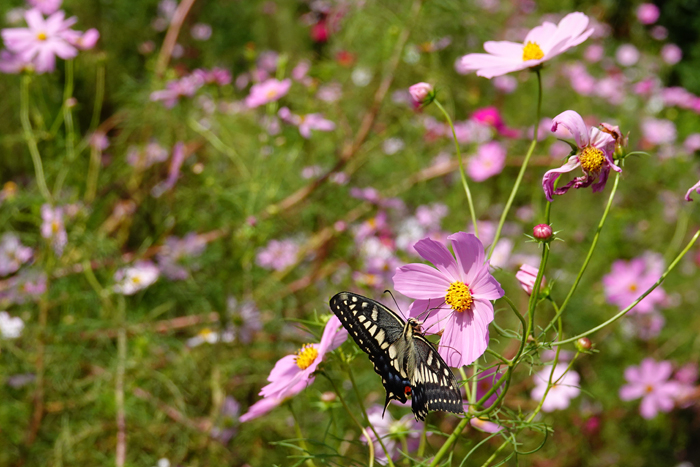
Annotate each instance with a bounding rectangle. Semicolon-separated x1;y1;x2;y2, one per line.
393;263;451;300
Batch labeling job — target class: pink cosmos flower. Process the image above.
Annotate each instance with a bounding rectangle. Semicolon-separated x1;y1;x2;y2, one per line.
40;204;67;256
255;238;299;271
619;358;681;419
469;417;503;433
515;263;544;295
542;110;620;202
641;117;676;146
245;78;291;108
0;233;33;276
472;366;504;407
361;405;422;465
637;3;660;25
531;363;580;412
278;107;335;138
28;0;63;15
686;179;700;202
1;9;88;74
602;255;666;314
467;141;507;182
393;232;505;367
150;74;205;108
156;232;206;281
151;142;187;198
471;107;519;138
661;44;682;65
113;261;160;295
239;317;347;421
408;82;434;106
458;12;593;78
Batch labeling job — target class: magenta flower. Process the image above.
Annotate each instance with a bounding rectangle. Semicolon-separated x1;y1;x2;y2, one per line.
393;232;505;367
685;179;700;202
255;238;299;271
637;3;660;25
467;141;507;182
620;358;682;419
239;317;346;421
361;405;422;465
602;256;666;314
2;9;78;74
542;110;620;202
531;364;580;412
245;78;291;108
471;107;519;138
458;12;593;79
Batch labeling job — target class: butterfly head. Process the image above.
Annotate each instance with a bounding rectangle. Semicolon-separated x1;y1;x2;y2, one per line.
407;318;423;333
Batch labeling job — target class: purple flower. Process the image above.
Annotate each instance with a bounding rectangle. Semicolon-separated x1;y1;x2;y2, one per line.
542;110;620;202
661;44;682;65
458;12;593;78
150;74;205;108
113;261;160;295
620;358;682;419
0;269;47;306
602;255;666;314
637;3;660;25
151;142;187;198
40;204;67;256
0;233;33;276
361;405;422;465
278;107;335;138
467;141;507;182
245;78;291;108
2;9;78;74
240;317;347;421
190;23;212;41
641;117;677;146
127;141;169;169
210;396;239;443
685;179;700;202
227;296;262;344
531;364;580;412
255;238;299;271
156;232;206;280
393;232;505;367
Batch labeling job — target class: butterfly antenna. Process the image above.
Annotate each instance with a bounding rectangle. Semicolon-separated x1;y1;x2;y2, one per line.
383;289;406;319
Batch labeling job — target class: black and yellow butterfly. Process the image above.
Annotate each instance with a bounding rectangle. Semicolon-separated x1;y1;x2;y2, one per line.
330;292;463;421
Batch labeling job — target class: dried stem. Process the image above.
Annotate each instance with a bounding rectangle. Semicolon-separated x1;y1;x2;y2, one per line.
155;0;197;76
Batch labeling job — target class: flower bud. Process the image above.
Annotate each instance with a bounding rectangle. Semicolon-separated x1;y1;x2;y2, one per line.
533;224;553;241
408;82;435;106
576;337;592;351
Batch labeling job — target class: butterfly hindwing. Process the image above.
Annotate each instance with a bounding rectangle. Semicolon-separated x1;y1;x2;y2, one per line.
330;292;410;406
410;335;464;420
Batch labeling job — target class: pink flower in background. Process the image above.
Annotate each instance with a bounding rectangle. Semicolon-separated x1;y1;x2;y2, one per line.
150;74;204;108
408;82;434;106
472;107;519;138
472;367;504;407
686;179;700;202
637;3;660;25
515;264;544;295
151;142;187;197
256;238;299;271
190;23;212;41
127;141;169;169
531;364;580;412
674;363;698;407
362;405;422;464
62;27;99;50
583;43;604;62
278;107;335;138
470;417;503;433
245;78;291;108
113;261;160;295
28;0;63;15
156;232;207;280
620;358;681;419
393;232;505;367
0;269;47;305
467;141;507;181
40;204;67;256
0;233;33;276
2;9;78;73
0;311;24;339
641;117;677;146
615;44;640;66
603;255;666;313
415;203;448;227
492;75;517;93
542;110;620;202
252;317;346;403
684;134;700;153
661;44;682;65
227;296;263;344
458;12;593;78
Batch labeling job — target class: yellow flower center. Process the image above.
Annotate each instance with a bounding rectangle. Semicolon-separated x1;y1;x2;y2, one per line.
645;384;654;393
522;41;544;61
37;32;48;41
445;281;473;313
578;146;605;173
199;328;212;337
51;220;60;233
629;283;638;292
265;89;278;99
295;344;318;370
131;276;141;284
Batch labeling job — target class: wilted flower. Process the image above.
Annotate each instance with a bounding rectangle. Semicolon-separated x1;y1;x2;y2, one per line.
361;405;422;465
458;12;593;78
393;232;505;367
467;141;507;181
620;358;681;419
0;233;33;276
113;261;160;295
602;255;666;314
240;317;347;421
531;363;580;412
245;78;291;108
0;311;24;339
40;204;67;256
255;238;299;271
542;110;620;202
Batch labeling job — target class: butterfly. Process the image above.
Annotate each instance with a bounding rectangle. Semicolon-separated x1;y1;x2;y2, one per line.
329;291;463;421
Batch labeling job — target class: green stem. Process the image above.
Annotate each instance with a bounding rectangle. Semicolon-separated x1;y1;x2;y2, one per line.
553;229;700;346
526;242;550;339
540;171;620;337
289;404;318;467
20;75;52;203
488;69;542;259
434;99;479;237
54;59;76;196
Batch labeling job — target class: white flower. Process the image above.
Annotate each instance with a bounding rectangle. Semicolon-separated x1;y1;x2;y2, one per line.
0;311;24;339
113;261;160;295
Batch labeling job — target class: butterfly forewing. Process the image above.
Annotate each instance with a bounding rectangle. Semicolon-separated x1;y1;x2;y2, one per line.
330;292;464;421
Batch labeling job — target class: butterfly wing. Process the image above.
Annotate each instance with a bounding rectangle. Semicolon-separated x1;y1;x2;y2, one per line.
409;334;464;421
330;292;411;408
